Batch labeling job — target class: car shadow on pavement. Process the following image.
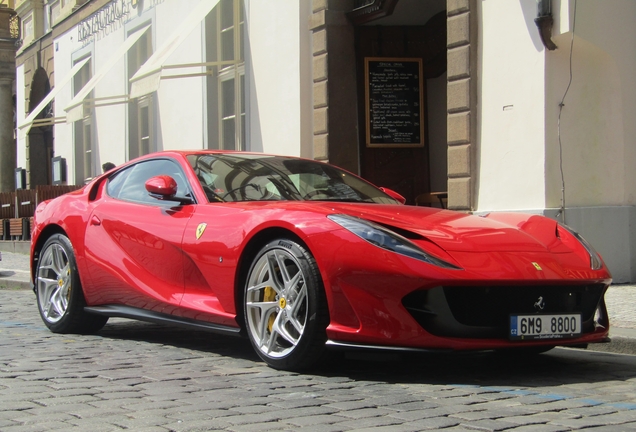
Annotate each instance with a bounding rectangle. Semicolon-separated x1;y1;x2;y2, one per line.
316;348;636;389
97;319;636;389
98;319;260;362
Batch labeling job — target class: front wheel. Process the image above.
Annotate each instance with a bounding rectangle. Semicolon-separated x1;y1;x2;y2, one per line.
244;238;328;370
35;234;108;334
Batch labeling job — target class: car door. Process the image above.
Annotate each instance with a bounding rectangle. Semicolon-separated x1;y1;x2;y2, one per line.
83;158;195;313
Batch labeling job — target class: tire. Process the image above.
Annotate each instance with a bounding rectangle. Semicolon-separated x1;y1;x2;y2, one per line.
35;234;108;334
244;238;328;370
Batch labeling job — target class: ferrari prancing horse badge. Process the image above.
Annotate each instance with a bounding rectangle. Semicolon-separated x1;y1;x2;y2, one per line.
196;223;207;239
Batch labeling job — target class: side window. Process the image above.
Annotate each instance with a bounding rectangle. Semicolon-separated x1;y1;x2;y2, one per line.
106;168;131;198
106;159;192;205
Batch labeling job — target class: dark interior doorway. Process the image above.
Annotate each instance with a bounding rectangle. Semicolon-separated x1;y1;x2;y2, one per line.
355;11;446;204
28;68;54;188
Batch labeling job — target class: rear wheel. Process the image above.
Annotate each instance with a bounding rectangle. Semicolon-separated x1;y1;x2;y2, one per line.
244;238;328;370
35;234;108;334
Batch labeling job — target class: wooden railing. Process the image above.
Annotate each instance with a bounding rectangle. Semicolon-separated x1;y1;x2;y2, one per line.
0;185;82;241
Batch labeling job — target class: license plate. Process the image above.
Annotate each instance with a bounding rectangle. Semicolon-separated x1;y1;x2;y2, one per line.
510;314;581;340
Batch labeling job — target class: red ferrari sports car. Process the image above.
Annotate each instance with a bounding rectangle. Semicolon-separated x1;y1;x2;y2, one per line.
31;151;612;370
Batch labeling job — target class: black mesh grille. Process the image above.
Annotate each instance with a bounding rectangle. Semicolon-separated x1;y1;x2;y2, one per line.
403;284;606;339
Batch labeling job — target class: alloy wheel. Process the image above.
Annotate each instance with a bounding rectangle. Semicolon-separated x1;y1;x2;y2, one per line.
37;242;72;324
245;247;309;359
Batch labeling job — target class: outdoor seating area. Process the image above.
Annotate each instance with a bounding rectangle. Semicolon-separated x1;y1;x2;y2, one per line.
0;185;81;241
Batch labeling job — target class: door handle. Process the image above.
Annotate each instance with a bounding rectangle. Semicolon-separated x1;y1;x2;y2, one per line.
90;215;101;226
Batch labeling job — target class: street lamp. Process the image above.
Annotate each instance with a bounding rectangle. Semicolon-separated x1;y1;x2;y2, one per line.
14;167;25;189
535;0;557;51
51;156;66;185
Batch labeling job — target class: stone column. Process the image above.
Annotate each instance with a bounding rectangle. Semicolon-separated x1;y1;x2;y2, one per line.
309;0;359;174
0;6;18;193
446;0;477;211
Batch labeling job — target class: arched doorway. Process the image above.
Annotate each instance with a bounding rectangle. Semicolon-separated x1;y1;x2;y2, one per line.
27;67;54;188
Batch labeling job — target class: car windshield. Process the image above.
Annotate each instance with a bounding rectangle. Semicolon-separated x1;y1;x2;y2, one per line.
187;153;398;204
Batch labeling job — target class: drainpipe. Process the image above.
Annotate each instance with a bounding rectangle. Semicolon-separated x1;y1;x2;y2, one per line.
535;0;557;50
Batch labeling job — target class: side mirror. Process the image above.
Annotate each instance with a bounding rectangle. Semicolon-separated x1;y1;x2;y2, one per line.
379;187;406;205
145;175;192;205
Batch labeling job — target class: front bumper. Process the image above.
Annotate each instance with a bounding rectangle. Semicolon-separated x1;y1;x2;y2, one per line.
309;226;612;352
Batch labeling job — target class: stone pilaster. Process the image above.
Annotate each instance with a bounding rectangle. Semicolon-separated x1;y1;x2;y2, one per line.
446;0;477;211
311;1;329;161
309;0;358;173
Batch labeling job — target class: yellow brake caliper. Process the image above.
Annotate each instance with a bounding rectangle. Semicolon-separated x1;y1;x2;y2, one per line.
66;268;72;300
59;268;71;301
263;286;277;332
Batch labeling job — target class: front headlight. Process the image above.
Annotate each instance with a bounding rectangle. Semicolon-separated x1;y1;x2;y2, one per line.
327;214;461;269
558;223;603;270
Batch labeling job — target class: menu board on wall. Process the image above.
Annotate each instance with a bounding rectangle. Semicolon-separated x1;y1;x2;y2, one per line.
365;58;424;147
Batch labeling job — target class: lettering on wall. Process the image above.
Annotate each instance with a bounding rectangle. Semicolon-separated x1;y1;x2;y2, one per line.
77;0;164;45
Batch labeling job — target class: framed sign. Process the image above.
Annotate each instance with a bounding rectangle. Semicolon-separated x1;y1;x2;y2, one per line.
365;57;424;147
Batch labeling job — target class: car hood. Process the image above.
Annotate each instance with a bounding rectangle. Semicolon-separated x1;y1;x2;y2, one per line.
324;203;562;253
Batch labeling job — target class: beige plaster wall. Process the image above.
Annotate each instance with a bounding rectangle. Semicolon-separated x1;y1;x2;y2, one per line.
476;0;547;212
547;0;636;208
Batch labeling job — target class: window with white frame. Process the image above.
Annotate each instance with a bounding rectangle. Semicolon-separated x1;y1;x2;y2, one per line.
22;13;33;43
73;57;93;183
127;28;153;160
205;0;245;150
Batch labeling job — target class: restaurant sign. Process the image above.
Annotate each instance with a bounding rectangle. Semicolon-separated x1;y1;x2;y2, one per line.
77;0;163;44
365;57;424;147
78;0;131;43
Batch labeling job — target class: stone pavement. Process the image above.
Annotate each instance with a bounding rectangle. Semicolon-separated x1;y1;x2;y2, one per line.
4;250;636;430
1;249;636;352
4;279;636;431
0;250;30;291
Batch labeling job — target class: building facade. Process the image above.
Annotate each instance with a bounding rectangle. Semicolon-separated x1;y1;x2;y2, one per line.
15;0;312;186
12;0;636;282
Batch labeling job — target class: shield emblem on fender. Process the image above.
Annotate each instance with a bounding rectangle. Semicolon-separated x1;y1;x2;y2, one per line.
196;223;207;240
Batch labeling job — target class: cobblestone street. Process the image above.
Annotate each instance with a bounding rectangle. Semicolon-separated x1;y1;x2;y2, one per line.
3;288;636;431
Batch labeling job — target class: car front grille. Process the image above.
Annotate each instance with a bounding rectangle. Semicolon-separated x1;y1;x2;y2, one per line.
402;284;606;339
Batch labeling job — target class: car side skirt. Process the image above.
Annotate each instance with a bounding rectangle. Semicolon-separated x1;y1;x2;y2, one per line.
84;305;242;337
326;338;608;353
326;340;453;353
